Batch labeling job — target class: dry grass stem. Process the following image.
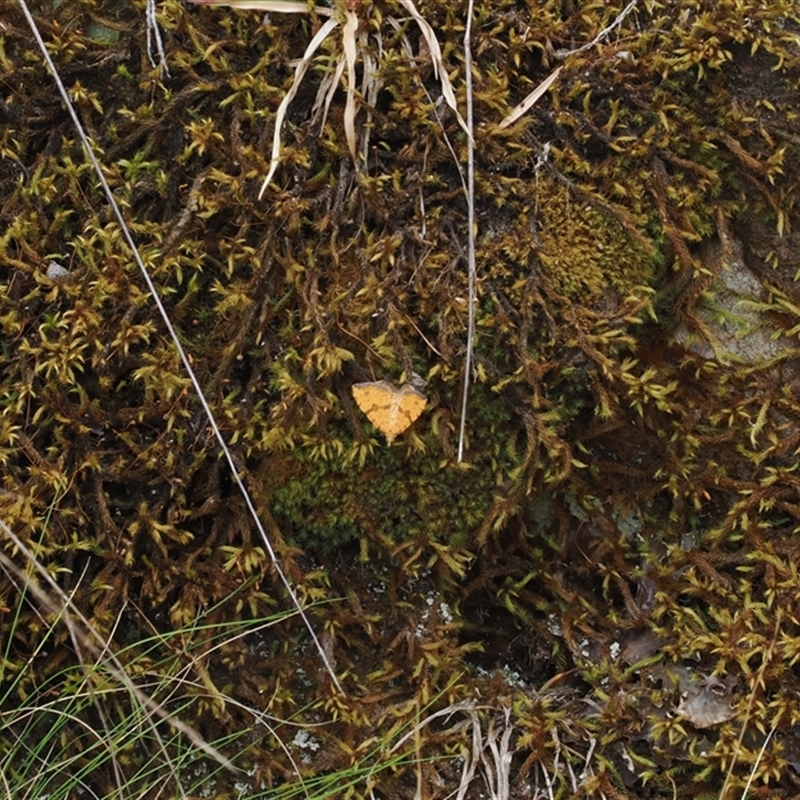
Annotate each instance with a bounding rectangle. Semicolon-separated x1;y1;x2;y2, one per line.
497;67;563;130
457;0;476;462
18;0;344;695
259;15;340;194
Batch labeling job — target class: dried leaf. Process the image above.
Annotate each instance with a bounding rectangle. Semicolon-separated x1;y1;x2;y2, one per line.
497;67;562;130
185;0;332;14
259;16;340;196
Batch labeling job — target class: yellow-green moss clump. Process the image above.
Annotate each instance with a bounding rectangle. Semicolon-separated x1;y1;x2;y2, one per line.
537;183;654;300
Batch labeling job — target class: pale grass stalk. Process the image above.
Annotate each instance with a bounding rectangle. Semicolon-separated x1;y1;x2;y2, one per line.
456;0;476;463
739;724;776;800
497;67;563;130
480;707;514;800
259;15;341;194
341;8;360;165
395;0;469;136
539;749;558;800
582;737;598;793
550;727;578;794
145;0;169;74
189;0;332;11
16;0;344;696
453;705;482;800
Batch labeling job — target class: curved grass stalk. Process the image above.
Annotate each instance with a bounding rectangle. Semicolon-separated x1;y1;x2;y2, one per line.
395;0;467;134
261;14;342;194
186;0;332;11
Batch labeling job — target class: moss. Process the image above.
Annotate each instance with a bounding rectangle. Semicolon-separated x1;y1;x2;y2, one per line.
536;179;655;300
3;0;800;795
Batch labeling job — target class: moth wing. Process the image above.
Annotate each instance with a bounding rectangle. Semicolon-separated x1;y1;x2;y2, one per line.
396;386;427;426
352;381;396;432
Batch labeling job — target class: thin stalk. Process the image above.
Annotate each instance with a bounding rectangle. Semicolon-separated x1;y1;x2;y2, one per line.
15;0;344;696
457;0;476;463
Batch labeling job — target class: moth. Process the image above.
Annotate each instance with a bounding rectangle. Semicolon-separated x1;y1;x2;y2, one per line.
351;379;427;444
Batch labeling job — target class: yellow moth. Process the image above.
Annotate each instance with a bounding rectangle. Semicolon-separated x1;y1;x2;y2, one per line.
351;379;427;444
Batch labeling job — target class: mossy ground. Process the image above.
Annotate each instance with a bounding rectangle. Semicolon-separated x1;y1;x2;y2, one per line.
2;0;800;797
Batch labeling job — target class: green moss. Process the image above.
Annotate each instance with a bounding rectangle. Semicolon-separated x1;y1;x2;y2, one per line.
536;181;655;300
